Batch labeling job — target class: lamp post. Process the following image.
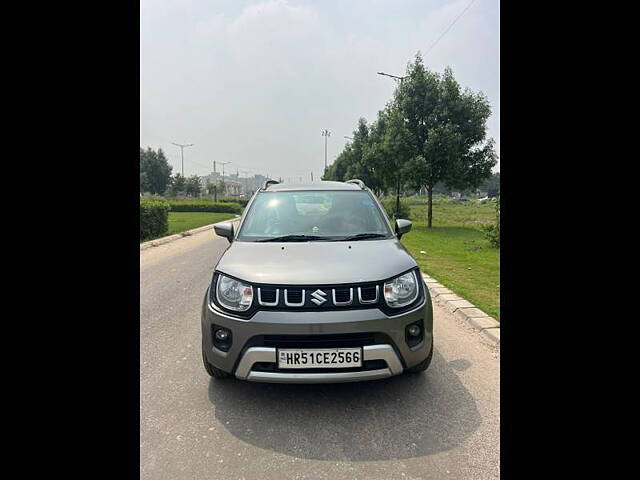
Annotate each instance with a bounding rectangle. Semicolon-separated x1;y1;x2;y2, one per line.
219;162;231;196
321;129;331;172
171;142;194;176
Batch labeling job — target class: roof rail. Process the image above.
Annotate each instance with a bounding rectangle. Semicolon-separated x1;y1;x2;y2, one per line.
262;179;280;190
345;179;366;189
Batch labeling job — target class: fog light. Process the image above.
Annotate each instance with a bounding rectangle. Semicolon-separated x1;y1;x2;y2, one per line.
408;324;421;337
215;328;230;341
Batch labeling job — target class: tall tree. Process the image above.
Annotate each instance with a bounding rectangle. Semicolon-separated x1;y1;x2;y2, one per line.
380;105;415;218
323;144;354;182
170;173;186;195
398;54;497;227
140;170;150;194
343;117;386;195
323;119;370;182
185;175;202;197
140;147;173;195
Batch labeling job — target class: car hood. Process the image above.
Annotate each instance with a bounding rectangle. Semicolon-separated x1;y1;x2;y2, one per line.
215;239;417;285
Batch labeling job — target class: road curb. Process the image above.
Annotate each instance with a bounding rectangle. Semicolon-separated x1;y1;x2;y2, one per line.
140;216;241;251
422;273;500;346
482;327;500;343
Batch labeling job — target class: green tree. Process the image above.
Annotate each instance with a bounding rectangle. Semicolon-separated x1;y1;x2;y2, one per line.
185;175;202;197
140;171;150;194
359;109;394;197
343;118;386;195
140;147;173;195
170;173;186;196
379;105;416;218
326;106;414;217
399;54;497;227
323;141;355;182
323;148;350;181
324;117;388;194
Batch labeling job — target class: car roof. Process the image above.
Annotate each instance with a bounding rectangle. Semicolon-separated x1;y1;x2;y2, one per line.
262;181;362;192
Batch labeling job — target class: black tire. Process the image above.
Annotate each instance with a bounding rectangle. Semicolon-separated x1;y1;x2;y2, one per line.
202;340;231;378
405;340;433;373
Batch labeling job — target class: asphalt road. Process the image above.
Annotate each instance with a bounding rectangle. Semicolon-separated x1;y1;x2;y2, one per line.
140;229;500;480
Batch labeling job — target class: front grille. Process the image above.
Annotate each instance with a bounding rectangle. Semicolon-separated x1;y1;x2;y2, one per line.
255;282;381;309
333;287;352;305
284;288;304;305
359;285;378;302
259;288;277;304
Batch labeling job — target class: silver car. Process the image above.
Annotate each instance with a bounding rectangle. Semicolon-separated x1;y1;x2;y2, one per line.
201;179;433;383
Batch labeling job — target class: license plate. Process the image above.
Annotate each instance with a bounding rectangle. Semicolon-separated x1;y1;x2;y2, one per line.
277;348;362;369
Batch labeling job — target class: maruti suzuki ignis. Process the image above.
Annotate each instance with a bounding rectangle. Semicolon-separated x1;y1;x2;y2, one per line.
202;179;433;383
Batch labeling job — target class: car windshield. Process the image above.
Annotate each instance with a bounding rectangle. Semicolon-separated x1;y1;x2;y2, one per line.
237;190;393;242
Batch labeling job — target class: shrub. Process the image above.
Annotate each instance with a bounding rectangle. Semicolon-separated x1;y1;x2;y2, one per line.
167;200;242;214
140;198;170;241
183;195;250;207
380;197;412;220
217;196;249;207
141;193;167;202
480;195;500;248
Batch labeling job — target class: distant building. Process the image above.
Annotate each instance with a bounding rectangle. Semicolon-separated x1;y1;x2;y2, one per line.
197;172;270;196
222;179;243;196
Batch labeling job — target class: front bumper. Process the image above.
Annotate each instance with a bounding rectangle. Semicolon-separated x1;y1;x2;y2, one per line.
201;285;433;383
235;344;403;383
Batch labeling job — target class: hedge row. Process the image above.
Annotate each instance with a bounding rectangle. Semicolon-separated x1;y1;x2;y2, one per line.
168;201;242;214
216;196;249;207
140;198;170;241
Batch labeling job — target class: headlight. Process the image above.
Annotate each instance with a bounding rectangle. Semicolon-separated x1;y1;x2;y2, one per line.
384;270;418;308
215;274;253;311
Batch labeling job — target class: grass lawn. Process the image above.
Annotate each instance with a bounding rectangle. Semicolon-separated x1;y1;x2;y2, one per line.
398;199;500;320
166;212;237;236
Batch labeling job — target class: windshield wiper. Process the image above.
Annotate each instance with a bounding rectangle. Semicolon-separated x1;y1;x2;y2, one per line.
338;233;389;241
256;234;328;242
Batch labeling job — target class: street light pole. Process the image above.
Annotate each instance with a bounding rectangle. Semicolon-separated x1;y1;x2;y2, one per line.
321;129;331;172
220;161;231;178
377;72;407;83
171;142;194;176
218;161;231;196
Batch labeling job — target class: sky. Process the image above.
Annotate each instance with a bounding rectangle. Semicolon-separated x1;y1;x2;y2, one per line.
140;0;499;181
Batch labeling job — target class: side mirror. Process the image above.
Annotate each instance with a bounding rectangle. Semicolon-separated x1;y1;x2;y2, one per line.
214;222;234;243
395;219;412;239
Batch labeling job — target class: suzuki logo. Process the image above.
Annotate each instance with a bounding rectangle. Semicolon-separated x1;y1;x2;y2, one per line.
310;289;328;305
